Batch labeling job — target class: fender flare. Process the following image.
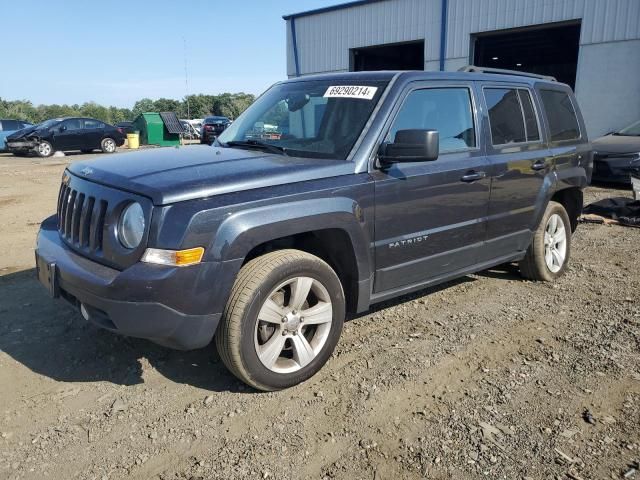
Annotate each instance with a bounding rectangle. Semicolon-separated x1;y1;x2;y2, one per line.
531;166;588;234
209;197;372;283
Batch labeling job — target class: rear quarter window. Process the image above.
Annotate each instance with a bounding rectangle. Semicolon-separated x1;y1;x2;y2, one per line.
540;89;580;142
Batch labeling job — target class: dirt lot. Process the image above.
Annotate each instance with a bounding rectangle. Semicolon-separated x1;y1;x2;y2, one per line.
0;151;639;480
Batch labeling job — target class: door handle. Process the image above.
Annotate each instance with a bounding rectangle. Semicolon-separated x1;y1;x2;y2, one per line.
531;161;547;171
460;171;486;183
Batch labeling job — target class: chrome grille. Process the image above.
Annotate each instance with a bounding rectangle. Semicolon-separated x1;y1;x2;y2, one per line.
57;183;108;252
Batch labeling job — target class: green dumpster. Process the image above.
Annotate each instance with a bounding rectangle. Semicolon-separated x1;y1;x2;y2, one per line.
132;112;181;147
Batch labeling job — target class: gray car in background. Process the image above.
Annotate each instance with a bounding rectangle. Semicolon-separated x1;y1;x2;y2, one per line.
592;120;640;184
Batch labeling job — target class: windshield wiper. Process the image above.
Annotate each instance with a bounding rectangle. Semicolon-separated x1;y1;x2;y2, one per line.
223;140;289;156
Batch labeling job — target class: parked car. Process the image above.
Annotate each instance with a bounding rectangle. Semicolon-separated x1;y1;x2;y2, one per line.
200;116;231;144
0;119;33;152
35;69;591;391
115;121;135;135
180;120;200;140
591;120;640;184
6;117;126;157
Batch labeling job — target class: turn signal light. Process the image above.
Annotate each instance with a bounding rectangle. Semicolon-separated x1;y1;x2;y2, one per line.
141;247;205;267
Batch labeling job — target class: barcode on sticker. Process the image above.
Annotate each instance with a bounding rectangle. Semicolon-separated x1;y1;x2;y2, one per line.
323;86;378;100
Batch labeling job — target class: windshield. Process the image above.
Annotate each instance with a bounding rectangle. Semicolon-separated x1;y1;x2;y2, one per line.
217;79;388;160
617;120;640;136
36;119;61;129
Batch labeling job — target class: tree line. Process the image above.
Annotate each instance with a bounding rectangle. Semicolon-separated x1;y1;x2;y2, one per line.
0;92;256;126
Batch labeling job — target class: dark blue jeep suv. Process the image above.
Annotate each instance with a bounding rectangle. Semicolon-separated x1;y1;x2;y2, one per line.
35;68;592;390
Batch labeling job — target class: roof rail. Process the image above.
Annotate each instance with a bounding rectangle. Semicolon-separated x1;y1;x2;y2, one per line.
458;65;557;82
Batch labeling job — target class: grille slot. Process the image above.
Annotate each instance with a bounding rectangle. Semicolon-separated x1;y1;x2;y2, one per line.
56;184;108;252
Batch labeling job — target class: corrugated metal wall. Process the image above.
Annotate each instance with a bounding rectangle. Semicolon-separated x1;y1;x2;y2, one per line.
288;0;442;76
286;0;640;76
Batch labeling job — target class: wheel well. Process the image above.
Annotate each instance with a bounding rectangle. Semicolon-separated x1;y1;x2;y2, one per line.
551;187;583;232
243;229;360;314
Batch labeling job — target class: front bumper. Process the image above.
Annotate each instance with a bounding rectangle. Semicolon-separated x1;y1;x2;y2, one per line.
6;140;37;152
36;215;225;350
592;157;640;184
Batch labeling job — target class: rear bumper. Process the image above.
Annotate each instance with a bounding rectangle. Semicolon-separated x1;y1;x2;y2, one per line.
201;129;225;143
36;215;225;350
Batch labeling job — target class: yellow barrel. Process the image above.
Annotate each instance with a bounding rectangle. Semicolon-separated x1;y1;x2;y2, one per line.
127;133;140;149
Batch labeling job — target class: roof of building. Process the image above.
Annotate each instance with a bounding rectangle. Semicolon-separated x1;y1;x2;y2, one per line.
282;0;389;20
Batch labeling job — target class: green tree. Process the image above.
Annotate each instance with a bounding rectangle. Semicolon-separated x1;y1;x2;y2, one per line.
153;98;181;114
0;98;37;122
132;98;155;118
211;93;255;119
0;91;256;125
80;102;109;122
182;94;216;118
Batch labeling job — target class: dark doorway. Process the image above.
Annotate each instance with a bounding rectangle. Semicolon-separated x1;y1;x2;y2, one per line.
473;21;581;88
351;40;424;72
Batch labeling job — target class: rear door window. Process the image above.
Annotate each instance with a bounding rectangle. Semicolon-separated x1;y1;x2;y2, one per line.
83;119;105;129
484;88;526;145
540;89;580;141
386;87;476;153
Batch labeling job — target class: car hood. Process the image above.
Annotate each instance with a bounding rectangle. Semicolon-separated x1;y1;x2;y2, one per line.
6;125;45;140
592;134;640;155
68;145;354;205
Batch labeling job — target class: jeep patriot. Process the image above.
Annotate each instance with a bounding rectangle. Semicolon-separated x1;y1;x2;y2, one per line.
36;68;593;390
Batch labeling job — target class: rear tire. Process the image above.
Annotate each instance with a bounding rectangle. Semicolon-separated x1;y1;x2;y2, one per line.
216;249;345;391
101;138;116;153
519;201;571;281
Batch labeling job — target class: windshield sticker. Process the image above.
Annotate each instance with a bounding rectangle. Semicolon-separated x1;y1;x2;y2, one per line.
323;86;378;100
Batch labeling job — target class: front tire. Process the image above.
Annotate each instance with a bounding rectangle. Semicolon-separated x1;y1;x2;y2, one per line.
519;201;571;281
36;141;53;157
101;138;116;153
216;250;345;391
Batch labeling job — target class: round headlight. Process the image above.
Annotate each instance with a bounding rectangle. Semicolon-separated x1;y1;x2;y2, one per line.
118;202;145;249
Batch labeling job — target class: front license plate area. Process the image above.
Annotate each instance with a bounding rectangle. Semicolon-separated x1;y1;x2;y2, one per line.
35;251;60;298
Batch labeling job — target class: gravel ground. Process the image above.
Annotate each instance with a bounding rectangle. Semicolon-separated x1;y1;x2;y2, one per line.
0;151;638;480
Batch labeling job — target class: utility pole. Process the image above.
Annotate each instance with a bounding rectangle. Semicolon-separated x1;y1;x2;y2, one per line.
183;36;191;119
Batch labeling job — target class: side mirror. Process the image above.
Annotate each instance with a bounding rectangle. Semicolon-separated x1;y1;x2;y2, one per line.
59;125;67;132
379;129;439;164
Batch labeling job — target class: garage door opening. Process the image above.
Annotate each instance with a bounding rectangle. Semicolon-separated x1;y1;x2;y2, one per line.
472;21;581;88
351;40;424;72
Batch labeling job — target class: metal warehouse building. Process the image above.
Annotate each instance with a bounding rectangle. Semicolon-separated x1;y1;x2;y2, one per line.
284;0;640;138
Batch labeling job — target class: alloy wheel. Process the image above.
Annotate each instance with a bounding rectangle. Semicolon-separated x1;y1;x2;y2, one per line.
254;276;333;374
103;139;116;152
544;213;567;273
38;142;52;157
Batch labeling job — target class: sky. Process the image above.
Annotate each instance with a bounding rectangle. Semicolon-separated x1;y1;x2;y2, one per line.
1;0;344;108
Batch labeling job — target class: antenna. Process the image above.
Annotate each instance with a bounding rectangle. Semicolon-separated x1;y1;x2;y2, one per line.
183;36;191;119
